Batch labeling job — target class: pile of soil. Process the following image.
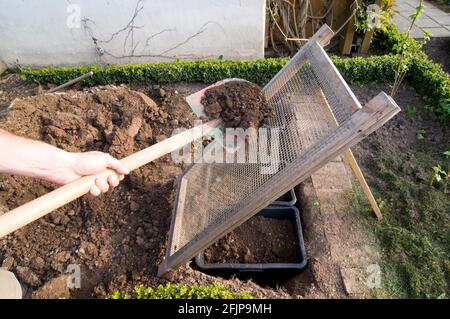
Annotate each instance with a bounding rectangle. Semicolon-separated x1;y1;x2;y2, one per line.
201;81;274;129
204;215;299;264
0;73;40;114
0;84;195;297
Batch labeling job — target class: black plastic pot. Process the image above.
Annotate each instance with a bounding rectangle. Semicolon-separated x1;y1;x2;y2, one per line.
194;206;307;275
270;189;297;207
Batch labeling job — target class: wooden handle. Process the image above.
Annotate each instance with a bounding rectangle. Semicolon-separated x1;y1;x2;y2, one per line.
46;71;94;94
0;119;221;238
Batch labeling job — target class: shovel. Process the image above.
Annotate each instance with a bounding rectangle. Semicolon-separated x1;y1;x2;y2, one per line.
0;82;230;238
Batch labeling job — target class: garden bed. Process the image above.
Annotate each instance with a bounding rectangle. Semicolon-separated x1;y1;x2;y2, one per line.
0;71;448;298
350;83;450;298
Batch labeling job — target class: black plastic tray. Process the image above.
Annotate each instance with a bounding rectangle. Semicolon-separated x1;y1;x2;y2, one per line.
194;206;307;274
269;189;297;207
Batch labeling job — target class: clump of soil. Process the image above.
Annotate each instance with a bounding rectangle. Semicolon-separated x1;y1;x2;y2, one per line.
201;81;274;129
204;215;299;264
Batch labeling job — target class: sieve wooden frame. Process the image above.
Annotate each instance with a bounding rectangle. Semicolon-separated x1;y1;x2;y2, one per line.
158;24;400;276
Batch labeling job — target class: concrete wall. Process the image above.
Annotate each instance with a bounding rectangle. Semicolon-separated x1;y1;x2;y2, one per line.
0;0;265;67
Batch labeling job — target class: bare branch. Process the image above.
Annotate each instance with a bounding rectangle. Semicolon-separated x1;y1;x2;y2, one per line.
98;0;144;44
81;1;223;61
145;28;176;47
155;21;213;56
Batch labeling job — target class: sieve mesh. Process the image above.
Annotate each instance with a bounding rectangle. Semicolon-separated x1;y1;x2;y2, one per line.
158;33;397;275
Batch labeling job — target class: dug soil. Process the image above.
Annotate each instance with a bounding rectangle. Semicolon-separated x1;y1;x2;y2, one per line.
201;81;274;129
204;215;299;264
0;83;192;298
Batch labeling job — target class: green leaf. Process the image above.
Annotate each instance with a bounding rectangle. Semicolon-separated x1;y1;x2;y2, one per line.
415;129;426;140
405;105;417;116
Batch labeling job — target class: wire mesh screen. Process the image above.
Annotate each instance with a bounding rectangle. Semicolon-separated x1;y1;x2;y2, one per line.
160;40;365;274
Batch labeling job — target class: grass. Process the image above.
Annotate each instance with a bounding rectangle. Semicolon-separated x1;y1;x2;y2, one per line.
347;147;450;299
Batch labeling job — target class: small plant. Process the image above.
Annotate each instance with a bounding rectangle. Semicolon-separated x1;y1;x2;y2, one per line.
430;164;449;192
404;105;417;116
443;150;450;159
391;0;431;97
380;0;396;25
375;22;450;125
376;197;387;212
355;2;372;33
415;129;426;140
110;283;255;299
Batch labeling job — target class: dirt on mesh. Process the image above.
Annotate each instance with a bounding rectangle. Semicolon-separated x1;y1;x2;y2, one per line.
204;215;299;264
201;81;274;129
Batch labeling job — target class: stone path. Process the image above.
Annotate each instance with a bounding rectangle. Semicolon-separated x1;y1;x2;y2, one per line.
393;0;450;38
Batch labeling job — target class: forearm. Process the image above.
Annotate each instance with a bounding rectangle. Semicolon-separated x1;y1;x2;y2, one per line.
0;129;75;182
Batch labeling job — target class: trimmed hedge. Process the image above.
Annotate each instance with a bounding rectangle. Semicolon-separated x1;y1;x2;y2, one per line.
19;59;289;87
409;55;450;124
20;56;401;87
331;55;399;85
19;55;401;90
110;283;254;299
19;26;450;124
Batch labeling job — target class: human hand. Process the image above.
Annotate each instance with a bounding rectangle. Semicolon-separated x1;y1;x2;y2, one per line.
48;151;130;196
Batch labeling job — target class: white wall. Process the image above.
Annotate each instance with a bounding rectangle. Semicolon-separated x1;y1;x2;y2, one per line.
0;0;265;67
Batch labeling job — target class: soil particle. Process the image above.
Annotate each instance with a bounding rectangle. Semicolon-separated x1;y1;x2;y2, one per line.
204;215;299;264
201;81;274;129
2;256;15;270
16;266;41;286
32;275;71;299
31;257;45;272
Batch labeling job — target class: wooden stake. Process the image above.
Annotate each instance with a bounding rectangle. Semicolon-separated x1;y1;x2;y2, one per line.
339;1;357;55
360;0;382;54
46;71;94;94
317;88;383;220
